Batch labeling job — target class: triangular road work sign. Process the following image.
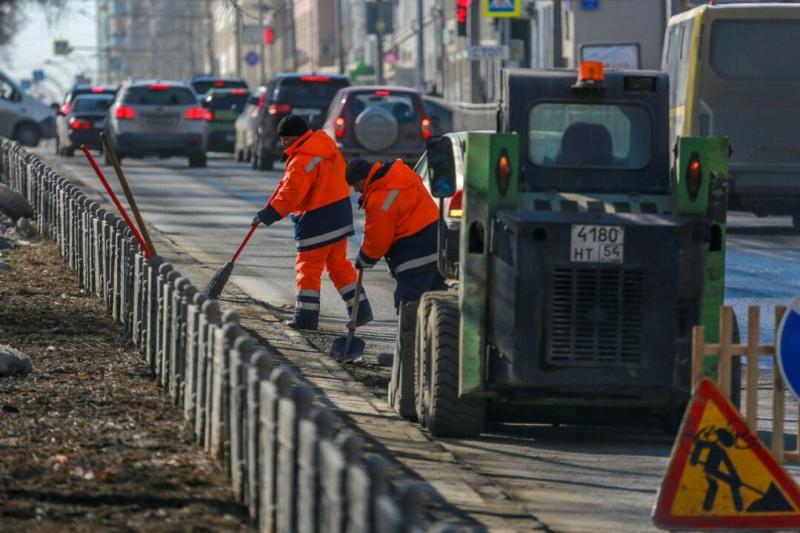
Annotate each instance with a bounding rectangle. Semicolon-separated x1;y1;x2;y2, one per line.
653;378;800;530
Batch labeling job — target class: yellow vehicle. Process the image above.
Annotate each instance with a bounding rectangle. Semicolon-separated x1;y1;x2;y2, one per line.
664;2;800;229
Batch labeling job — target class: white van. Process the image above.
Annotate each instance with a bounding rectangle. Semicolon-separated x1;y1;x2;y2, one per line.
0;69;56;146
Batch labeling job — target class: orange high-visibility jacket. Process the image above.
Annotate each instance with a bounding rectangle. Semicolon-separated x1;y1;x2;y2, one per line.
357;160;440;275
257;130;353;251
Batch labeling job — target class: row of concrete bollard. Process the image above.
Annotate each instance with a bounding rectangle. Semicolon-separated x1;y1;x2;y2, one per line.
0;139;442;533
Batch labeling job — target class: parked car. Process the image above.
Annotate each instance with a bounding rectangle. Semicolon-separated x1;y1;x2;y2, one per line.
0;69;55;146
56;93;114;156
188;75;248;102
251;73;350;170
234;85;268;162
105;80;208;167
322;86;430;165
203;88;249;153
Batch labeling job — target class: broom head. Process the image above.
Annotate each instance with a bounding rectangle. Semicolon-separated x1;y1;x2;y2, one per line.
206;260;234;299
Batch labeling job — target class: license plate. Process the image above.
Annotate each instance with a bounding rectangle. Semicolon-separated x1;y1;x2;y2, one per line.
570;225;624;263
95;121;105;129
293;108;320;116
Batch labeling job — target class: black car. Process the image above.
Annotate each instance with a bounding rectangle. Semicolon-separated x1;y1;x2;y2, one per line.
55;93;114;156
251;73;349;170
203;88;249;153
188;75;248;102
56;84;116;154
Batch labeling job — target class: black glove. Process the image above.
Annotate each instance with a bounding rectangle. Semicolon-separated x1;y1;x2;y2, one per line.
252;215;262;226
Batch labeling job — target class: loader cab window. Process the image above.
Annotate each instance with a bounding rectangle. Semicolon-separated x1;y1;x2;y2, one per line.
528;103;651;169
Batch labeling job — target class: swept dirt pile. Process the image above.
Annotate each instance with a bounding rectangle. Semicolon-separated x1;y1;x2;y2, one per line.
0;242;251;531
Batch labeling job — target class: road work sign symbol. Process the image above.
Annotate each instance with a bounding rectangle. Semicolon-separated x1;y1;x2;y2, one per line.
777;296;800;399
653;378;800;530
483;0;520;18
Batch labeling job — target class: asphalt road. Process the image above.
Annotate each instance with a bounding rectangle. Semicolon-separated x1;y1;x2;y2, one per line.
33;143;800;532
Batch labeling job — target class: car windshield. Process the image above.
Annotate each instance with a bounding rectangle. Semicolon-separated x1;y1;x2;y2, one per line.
274;78;349;105
124;86;196;106
207;93;248;112
192;80;248;95
351;92;419;122
73;95;114;112
711;19;800;81
528;103;651;169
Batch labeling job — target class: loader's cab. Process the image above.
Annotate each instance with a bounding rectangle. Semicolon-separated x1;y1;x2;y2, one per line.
390;63;731;437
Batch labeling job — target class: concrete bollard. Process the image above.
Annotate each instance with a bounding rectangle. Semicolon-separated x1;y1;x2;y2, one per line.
132;251;145;349
209;316;240;460
183;292;207;423
297;409;335;533
145;257;165;371
259;368;293;533
169;277;191;403
229;335;257;499
245;350;273;521
196;299;221;445
347;455;392;533
319;431;363;533
92;208;105;298
275;384;314;533
160;270;180;387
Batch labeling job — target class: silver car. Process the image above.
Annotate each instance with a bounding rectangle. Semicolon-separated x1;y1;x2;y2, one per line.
106;80;208;167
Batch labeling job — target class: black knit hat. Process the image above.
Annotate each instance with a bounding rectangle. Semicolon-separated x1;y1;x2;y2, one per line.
276;114;309;137
346;159;374;185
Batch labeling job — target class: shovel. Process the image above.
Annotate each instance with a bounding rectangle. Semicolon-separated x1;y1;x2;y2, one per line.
330;267;366;362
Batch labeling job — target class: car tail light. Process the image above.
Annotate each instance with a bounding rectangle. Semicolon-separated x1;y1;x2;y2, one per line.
421;117;432;139
115;105;136;120
68;117;92;130
300;76;330;82
184;106;208;120
686;151;702;200
334;116;345;139
374;90;391;96
90;86;105;93
231;88;247;95
213;80;225;87
148;84;169;91
268;103;292;115
60;103;71;115
447;189;463;218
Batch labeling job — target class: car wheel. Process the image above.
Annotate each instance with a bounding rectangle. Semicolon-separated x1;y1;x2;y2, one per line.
64;147;75;157
13;123;41;147
235;148;244;162
257;149;273;171
189;152;207;168
55;136;61;155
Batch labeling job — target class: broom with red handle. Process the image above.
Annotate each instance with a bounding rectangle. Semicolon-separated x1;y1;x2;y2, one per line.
205;183;283;299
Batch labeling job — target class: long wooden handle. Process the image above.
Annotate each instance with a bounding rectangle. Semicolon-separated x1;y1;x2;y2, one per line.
81;145;152;260
232;223;258;263
100;133;156;258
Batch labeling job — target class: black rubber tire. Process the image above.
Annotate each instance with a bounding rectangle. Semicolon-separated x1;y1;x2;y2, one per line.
245;147;252;163
64;148;74;157
55;136;61;155
419;292;485;438
189;152;207;168
256;144;273;171
235;148;244;162
250;147;259;169
414;292;436;423
14;123;41;147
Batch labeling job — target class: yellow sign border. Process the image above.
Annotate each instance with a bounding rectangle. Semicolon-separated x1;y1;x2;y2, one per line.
483;0;520;18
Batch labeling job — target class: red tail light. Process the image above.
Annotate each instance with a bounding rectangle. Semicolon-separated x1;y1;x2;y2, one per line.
60;103;71;115
148;84;169;91
421;117;432;139
447;189;463;218
252;95;265;116
213;80;225;87
334;116;345;139
268;103;292;115
686;152;702;200
184;106;208;120
300;76;330;82
90;86;105;93
68;117;92;130
115;105;136;120
231;88;247;95
374;90;391;96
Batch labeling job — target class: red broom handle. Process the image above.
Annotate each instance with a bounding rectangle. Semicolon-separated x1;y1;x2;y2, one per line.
232;181;284;263
81;145;153;260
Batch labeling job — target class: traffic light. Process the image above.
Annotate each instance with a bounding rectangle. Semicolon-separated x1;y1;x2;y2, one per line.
456;0;468;37
263;27;273;45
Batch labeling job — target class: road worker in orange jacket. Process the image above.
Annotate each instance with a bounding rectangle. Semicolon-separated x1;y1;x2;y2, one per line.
253;115;373;330
345;158;447;309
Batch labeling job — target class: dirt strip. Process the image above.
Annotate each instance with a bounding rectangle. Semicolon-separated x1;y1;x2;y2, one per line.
0;242;251;532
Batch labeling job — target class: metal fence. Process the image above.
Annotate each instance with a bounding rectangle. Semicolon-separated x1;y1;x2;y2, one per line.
0;139;437;533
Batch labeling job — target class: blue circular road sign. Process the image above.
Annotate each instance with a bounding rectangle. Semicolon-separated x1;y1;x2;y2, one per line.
777;296;800;398
245;51;260;66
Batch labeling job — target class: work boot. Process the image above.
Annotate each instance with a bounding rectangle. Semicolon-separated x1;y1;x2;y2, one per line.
285;307;319;331
350;298;374;328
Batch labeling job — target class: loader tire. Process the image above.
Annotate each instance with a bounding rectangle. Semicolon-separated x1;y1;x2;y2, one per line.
418;291;485;438
414;292;437;423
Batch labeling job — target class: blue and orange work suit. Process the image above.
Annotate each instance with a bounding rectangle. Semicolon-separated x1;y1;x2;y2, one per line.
257;129;371;328
356;160;447;308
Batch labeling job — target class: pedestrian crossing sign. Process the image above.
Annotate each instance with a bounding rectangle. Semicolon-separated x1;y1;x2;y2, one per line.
653;378;800;529
483;0;520;18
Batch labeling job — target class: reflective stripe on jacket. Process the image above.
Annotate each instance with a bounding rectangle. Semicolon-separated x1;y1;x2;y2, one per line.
257;130;354;251
357;159;440;276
